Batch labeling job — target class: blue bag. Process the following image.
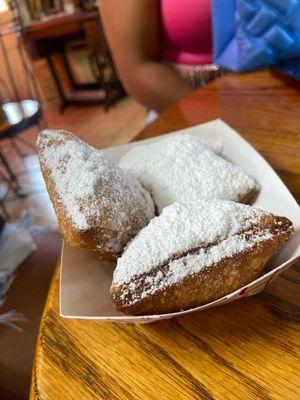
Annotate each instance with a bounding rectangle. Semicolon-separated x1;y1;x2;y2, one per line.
212;0;300;77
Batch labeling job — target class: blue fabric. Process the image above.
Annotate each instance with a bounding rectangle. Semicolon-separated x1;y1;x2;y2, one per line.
212;0;300;77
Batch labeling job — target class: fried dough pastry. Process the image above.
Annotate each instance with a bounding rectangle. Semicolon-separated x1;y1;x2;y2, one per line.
37;129;155;258
120;134;259;213
111;200;293;314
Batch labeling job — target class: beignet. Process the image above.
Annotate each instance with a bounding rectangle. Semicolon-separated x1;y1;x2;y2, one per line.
111;200;293;314
119;133;259;213
37;129;155;257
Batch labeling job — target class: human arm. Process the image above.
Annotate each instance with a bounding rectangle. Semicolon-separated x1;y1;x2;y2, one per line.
98;0;193;112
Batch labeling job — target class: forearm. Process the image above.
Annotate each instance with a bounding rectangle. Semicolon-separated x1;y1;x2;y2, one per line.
121;61;193;113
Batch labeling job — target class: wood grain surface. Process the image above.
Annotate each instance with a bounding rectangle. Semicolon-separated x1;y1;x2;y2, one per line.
31;71;300;400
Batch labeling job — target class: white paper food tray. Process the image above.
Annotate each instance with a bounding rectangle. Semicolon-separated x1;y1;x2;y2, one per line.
60;119;300;323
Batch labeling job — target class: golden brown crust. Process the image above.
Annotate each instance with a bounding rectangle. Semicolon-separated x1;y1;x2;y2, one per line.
94;250;117;262
112;215;293;315
238;187;258;204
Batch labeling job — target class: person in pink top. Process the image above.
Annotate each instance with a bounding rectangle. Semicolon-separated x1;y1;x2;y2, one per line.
99;0;221;113
161;0;212;64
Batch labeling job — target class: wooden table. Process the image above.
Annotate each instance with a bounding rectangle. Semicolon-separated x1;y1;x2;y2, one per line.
30;70;300;400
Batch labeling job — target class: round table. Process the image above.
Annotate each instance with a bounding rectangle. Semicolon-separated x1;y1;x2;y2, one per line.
0;100;41;137
0;100;42;213
31;71;300;400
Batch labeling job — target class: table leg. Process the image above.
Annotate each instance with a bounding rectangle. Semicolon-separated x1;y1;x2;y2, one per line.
45;55;67;112
0;149;22;196
61;48;76;89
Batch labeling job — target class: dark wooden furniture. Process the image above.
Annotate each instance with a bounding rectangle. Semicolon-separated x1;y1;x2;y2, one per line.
25;11;124;111
31;70;300;400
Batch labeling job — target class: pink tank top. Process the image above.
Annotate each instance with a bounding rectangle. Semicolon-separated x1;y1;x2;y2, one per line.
160;0;213;65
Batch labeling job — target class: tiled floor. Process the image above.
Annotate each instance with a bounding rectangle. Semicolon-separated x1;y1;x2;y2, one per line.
41;97;147;149
3;153;57;226
0;97;146;399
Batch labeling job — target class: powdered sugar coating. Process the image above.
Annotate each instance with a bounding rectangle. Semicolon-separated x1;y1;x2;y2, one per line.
119;133;258;213
37;130;155;253
112;200;275;304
